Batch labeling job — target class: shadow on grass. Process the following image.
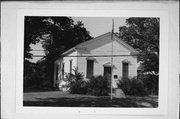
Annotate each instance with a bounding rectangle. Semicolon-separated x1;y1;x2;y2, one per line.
23;96;158;107
24;88;54;93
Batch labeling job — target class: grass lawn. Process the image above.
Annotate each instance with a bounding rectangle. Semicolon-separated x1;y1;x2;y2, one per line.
23;91;158;107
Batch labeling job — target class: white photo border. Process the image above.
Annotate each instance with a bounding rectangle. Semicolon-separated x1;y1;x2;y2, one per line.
16;9;169;115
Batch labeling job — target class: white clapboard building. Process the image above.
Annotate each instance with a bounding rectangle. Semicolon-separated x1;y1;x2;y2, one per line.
54;32;139;91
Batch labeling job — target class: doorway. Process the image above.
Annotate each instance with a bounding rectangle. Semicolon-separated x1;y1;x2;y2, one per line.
104;66;112;89
104;66;112;77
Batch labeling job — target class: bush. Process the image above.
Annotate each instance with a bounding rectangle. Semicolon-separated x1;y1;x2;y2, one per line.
138;74;158;95
66;67;88;94
117;77;148;96
87;75;110;96
66;72;110;96
24;59;54;92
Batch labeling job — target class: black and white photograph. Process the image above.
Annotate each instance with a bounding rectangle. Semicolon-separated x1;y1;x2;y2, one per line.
2;1;179;119
23;16;159;108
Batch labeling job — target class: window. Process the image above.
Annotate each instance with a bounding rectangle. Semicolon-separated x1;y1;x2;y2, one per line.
104;66;111;77
114;75;118;79
122;63;129;78
56;65;59;80
86;60;94;78
62;63;65;79
69;60;72;74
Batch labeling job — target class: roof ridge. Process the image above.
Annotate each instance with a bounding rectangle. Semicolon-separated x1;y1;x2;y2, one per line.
54;32;112;60
75;32;111;48
54;32;139;61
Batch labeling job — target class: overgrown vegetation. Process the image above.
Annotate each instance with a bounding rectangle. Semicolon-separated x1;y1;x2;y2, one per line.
66;69;158;96
119;18;159;76
65;68;110;96
66;68;88;94
117;77;148;96
24;17;92;91
87;76;110;96
24;59;53;91
23;17;159;95
117;18;159;96
138;74;158;95
117;75;158;96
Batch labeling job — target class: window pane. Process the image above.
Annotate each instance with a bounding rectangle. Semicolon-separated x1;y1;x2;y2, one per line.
69;60;72;74
56;65;58;81
86;60;94;78
122;63;128;78
62;63;64;79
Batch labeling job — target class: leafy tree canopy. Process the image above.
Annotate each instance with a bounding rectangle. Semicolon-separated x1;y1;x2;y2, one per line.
119;18;159;75
24;16;92;90
24;16;92;60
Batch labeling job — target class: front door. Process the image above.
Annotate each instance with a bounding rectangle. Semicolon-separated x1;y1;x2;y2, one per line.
104;66;112;88
104;66;112;79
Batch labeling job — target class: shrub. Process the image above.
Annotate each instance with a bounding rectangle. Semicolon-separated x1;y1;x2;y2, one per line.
117;77;148;96
138;74;159;95
87;75;110;96
66;67;88;94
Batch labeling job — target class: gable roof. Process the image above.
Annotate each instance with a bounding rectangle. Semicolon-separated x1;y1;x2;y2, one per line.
56;32;139;59
61;32;111;56
113;33;139;55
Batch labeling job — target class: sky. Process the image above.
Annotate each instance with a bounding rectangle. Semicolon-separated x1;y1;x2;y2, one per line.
72;17;127;37
30;17;127;63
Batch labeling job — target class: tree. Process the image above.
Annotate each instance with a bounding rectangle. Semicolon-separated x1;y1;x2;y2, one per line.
24;17;51;90
24;17;49;59
41;18;92;59
24;17;92;90
39;17;92;90
119;18;159;75
23;60;36;90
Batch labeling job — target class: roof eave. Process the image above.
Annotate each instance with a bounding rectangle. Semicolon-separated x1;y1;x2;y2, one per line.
61;47;76;56
54;47;77;61
113;34;139;55
130;51;139;56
